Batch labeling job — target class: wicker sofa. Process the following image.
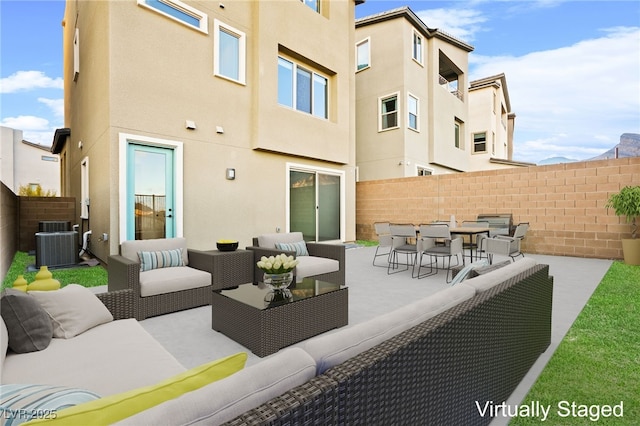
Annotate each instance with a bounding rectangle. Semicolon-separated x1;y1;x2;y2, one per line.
118;257;553;425
107;237;216;320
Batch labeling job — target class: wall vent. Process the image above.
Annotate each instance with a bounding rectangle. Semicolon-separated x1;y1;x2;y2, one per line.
35;231;78;268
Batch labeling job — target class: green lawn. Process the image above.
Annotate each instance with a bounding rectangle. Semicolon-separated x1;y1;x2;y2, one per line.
511;261;640;425
2;251;107;290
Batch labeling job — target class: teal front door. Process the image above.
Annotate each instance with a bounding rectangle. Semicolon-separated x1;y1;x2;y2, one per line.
126;143;175;240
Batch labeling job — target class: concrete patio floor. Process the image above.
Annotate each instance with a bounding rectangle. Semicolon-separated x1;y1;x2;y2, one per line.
94;246;612;424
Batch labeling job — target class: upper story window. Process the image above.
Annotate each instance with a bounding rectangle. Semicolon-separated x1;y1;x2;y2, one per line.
454;119;462;149
214;20;246;84
301;0;320;13
407;93;419;131
138;0;208;33
356;38;370;72
278;56;327;119
473;132;487;153
417;166;433;176
412;30;423;65
379;93;399;131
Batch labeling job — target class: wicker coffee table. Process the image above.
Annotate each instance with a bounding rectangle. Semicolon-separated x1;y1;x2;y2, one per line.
211;278;348;357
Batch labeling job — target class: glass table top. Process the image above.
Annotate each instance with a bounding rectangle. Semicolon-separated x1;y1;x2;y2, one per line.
216;277;345;310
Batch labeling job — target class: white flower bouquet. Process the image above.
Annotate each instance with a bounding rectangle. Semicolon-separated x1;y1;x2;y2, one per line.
256;253;299;274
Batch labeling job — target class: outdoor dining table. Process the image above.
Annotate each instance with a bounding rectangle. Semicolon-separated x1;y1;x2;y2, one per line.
449;226;490;261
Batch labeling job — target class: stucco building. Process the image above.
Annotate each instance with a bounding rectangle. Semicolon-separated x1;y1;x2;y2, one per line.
354;7;530;181
1;126;60;195
53;0;360;262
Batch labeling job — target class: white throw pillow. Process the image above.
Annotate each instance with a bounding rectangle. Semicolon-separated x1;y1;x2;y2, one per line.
29;284;114;339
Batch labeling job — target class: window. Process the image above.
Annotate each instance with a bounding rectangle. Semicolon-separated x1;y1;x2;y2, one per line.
73;28;79;82
41;155;58;162
407;94;419;131
138;0;208;33
473;132;487;153
412;30;423;64
454;122;460;148
301;0;320;13
417;166;433;176
214;20;246;84
379;94;399;130
356;38;370;71
492;132;496;155
278;56;328;119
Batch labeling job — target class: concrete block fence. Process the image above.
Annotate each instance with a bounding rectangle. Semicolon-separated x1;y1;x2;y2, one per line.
356;157;640;260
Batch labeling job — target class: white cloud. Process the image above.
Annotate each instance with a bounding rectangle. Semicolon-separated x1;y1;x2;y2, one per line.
0;70;63;93
38;97;64;118
1;115;50;131
469;26;640;162
1;115;57;146
415;8;486;42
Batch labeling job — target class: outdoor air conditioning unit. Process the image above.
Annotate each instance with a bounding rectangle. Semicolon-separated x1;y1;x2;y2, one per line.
35;231;78;268
39;221;71;233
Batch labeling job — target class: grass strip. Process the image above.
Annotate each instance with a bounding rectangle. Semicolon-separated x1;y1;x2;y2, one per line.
511;261;640;425
2;251;107;290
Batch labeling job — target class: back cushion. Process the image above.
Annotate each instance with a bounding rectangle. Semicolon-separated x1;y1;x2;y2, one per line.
120;238;189;265
463;258;537;293
258;232;304;249
1;316;8;370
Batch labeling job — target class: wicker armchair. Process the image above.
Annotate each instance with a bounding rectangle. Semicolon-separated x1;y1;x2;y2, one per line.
247;232;345;285
108;238;214;320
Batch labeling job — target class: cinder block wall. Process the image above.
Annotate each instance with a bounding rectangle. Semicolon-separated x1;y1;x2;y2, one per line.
18;197;76;253
356;157;640;260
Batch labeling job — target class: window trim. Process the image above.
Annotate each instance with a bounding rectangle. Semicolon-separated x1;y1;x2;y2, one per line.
473;131;488;154
277;55;329;119
137;0;208;34
407;92;419;132
412;30;424;65
379;92;400;132
214;19;246;85
356;37;370;72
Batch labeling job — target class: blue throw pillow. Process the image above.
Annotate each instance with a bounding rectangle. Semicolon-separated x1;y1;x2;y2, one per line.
137;248;185;272
275;241;309;256
0;384;100;426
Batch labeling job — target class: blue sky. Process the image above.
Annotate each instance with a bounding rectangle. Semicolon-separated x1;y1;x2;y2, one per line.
1;0;639;163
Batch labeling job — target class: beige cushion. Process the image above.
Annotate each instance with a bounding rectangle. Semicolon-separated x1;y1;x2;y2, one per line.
115;347;316;426
2;319;185;396
295;256;339;282
304;284;476;374
29;285;113;339
463;258;537;293
120;238;189;265
257;232;304;249
140;267;211;297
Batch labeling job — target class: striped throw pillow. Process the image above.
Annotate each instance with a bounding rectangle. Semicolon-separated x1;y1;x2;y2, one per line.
137;248;185;272
0;384;100;426
275;241;309;256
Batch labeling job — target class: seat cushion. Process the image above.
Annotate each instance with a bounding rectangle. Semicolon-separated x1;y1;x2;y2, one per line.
2;319;185;396
115;347;316;426
295;257;339;282
139;267;211;297
27;353;247;426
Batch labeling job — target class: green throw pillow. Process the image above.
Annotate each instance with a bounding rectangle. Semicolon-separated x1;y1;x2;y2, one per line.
23;352;248;425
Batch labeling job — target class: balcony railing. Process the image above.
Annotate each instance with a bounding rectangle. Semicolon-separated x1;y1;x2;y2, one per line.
439;75;463;101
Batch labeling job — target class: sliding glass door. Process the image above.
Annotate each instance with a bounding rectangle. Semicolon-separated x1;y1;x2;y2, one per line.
289;167;342;242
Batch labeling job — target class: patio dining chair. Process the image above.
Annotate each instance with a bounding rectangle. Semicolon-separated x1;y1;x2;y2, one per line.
387;224;418;275
486;223;529;263
415;224;464;282
372;222;393;267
